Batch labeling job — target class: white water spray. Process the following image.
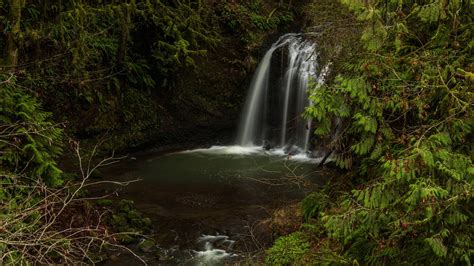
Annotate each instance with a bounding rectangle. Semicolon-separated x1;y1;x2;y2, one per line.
237;34;295;146
237;33;327;154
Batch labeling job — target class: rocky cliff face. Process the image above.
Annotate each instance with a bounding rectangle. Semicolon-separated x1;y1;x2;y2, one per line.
63;0;324;152
97;1;311;152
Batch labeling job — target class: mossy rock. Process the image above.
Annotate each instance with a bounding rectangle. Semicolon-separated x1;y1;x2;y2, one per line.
127;210;142;220
155;251;173;261
96;199;113;207
118;199;134;212
117;233;136;244
130;218;144;229
142;217;152;227
111;214;128;227
117;225;136;233
138;239;156;253
111;199;153;234
130;218;153;232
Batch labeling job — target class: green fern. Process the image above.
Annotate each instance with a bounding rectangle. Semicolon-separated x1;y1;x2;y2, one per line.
304;0;473;264
0;76;63;186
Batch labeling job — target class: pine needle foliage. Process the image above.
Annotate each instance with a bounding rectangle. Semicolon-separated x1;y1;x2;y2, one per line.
305;0;473;264
216;0;294;45
0;74;63;187
0;0;222;145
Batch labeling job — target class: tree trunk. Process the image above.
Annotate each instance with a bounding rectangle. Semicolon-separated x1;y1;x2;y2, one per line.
5;0;23;71
116;3;130;66
318;150;333;167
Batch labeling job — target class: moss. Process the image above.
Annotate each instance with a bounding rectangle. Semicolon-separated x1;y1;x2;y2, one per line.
266;231;310;266
117;234;136;244
269;203;303;237
142;217;152;227
96;199;113;207
137;239;156;253
118;199;134;213
127;210;142;220
108;199;153;245
111;214;127;227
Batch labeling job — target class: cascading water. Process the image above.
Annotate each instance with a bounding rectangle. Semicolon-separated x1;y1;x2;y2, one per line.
237;33;328;154
236;34;295;147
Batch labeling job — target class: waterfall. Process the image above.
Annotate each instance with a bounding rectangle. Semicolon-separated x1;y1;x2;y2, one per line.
236;34;295;146
237;33;327;154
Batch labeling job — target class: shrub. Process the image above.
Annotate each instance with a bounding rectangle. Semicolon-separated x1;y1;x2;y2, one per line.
0;75;63;186
301;191;329;221
266;231;310;265
305;0;473;264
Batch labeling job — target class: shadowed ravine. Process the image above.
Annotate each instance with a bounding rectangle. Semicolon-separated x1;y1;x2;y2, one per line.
3;1;468;264
100;33;333;264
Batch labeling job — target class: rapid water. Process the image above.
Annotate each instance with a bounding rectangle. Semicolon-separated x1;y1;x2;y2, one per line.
237;33;329;155
191;234;237;264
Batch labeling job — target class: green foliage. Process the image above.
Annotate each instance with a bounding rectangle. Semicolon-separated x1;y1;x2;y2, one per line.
217;0;293;45
0;75;151;262
0;75;63;186
132;0;220;87
305;0;473;264
80;87;160;151
301;191;329;221
1;0;221;144
0;75;63;262
109;199;152;243
266;231;310;265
